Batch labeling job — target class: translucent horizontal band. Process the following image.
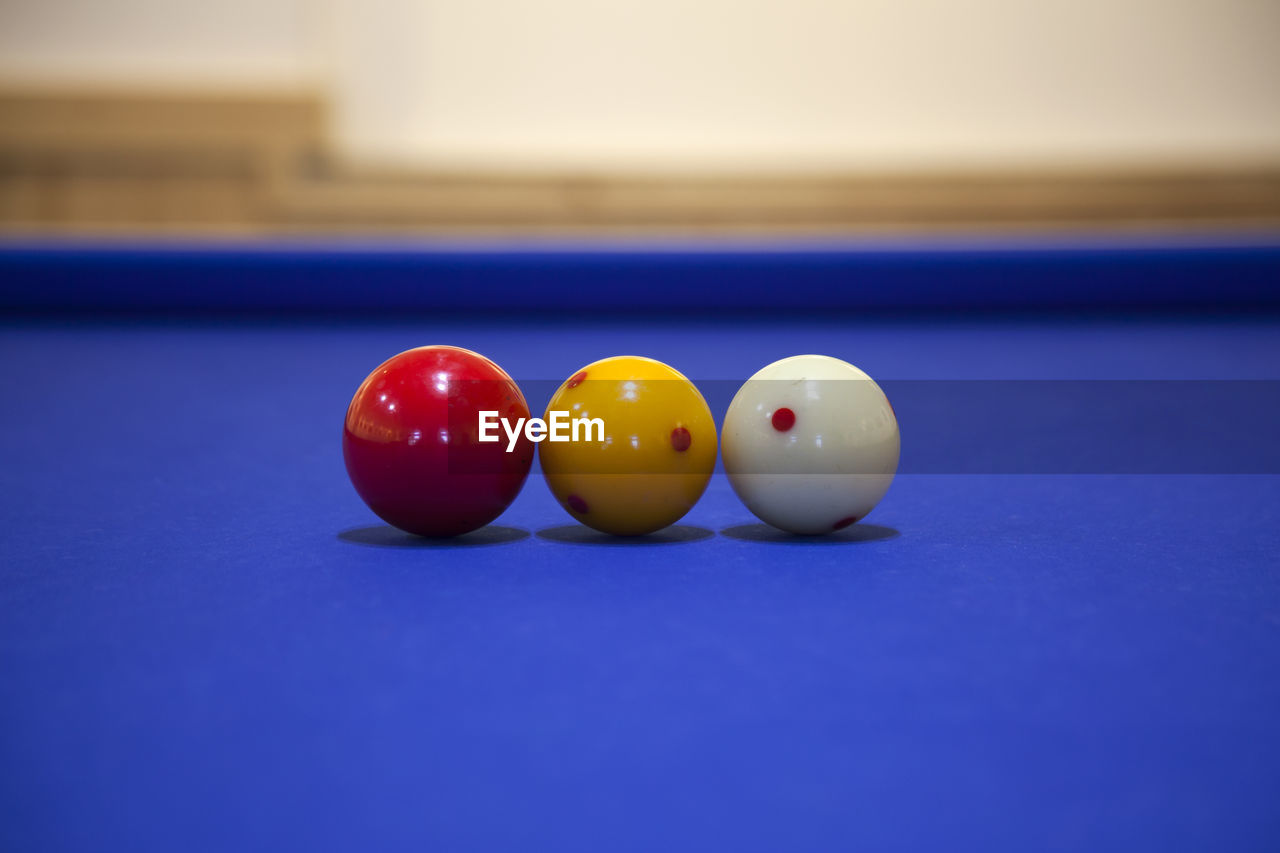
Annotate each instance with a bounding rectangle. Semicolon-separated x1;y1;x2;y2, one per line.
439;379;1280;475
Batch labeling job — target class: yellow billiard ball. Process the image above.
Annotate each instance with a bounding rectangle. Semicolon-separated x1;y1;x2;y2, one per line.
540;356;717;535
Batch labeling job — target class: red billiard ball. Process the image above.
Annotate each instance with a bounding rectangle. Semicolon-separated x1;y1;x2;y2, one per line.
343;345;533;537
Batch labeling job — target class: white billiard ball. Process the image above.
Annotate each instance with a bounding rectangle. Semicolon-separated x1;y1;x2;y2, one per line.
722;355;899;534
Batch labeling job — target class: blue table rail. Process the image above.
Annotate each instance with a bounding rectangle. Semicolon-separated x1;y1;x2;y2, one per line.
3;235;1279;314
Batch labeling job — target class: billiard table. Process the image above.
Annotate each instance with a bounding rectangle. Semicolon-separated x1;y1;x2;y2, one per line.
2;235;1279;852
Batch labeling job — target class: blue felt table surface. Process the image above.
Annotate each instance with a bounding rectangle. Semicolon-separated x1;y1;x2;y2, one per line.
3;314;1280;852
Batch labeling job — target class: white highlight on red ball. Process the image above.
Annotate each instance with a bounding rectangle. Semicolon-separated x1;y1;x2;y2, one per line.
722;354;900;535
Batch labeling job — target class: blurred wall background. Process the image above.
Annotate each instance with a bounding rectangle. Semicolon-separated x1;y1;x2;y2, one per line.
2;0;1279;230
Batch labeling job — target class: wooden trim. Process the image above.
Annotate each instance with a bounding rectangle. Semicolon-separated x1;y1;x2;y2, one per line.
3;89;1279;233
